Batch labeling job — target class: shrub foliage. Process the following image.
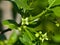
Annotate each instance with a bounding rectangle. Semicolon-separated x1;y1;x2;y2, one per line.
0;0;60;45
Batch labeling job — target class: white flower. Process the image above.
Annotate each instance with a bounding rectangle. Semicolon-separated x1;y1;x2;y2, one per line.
25;17;29;25
39;33;48;43
22;17;29;25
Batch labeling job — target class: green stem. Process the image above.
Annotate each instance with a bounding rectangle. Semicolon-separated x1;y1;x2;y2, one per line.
47;0;56;9
30;0;56;21
32;10;47;21
23;26;33;40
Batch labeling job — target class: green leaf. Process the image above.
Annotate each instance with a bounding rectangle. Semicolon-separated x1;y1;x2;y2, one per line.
2;20;10;25
7;31;18;45
2;20;17;29
48;0;60;6
52;7;60;17
30;0;48;15
48;0;53;5
50;0;60;17
19;32;33;45
26;27;36;33
53;0;60;6
41;41;49;45
24;28;35;41
45;21;57;32
52;34;60;42
0;41;5;45
14;0;31;12
34;23;43;31
31;0;48;8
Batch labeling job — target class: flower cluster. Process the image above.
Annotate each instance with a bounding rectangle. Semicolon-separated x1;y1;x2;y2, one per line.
35;31;48;42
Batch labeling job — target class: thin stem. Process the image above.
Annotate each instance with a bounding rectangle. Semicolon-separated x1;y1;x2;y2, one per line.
47;0;56;9
30;0;56;22
31;10;47;21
